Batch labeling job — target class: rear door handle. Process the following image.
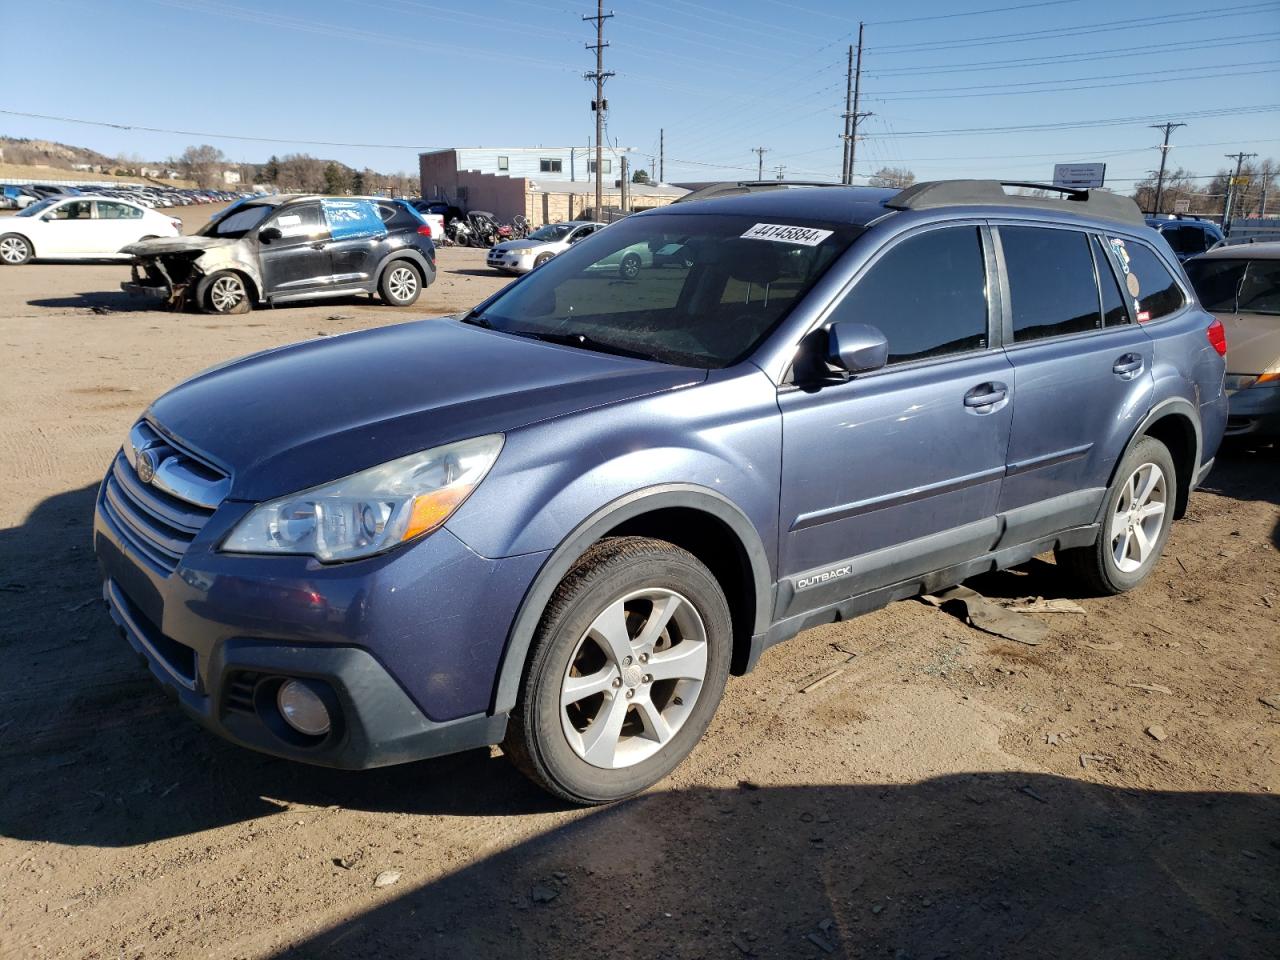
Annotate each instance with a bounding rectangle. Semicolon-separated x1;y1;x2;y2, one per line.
963;382;1008;408
1113;353;1144;379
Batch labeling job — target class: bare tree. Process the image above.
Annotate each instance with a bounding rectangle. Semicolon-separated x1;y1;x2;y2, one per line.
276;154;328;192
175;144;227;188
867;166;916;189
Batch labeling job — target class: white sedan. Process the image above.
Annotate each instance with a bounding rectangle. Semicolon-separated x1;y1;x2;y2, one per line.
0;195;182;264
487;220;604;274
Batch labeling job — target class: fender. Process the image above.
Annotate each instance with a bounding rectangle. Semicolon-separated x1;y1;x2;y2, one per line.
373;248;433;284
490;483;774;716
1095;395;1201;523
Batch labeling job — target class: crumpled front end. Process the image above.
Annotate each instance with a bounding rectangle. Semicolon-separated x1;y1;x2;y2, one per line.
121;238;259;311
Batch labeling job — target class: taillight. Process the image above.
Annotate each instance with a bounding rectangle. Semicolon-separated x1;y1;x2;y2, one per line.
417;224;432;238
1207;318;1227;357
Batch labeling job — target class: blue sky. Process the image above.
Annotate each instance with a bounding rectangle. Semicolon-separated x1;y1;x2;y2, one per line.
4;0;1279;189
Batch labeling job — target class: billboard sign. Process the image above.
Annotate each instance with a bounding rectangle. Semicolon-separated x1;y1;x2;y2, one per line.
1053;162;1107;189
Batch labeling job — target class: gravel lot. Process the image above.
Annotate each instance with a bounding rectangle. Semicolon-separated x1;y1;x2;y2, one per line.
0;205;1276;959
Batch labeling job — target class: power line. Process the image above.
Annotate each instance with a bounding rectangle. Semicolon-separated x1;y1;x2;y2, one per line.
866;0;1086;26
866;2;1280;54
879;103;1280;138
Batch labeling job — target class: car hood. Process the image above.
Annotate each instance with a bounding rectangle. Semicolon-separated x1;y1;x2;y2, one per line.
1215;311;1280;374
146;318;704;501
121;235;239;257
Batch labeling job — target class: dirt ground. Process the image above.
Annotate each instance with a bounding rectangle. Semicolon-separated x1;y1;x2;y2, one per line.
0;205;1277;960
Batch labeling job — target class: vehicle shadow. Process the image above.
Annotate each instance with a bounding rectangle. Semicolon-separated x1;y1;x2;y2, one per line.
448;267;508;278
1198;441;1280;548
265;776;1278;960
27;290;154;311
0;483;562;852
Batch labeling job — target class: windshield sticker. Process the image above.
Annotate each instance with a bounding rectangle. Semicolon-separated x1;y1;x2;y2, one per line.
741;223;833;246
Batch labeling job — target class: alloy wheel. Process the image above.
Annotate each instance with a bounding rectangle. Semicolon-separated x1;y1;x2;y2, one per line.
209;275;245;312
388;266;418;302
1109;462;1168;573
0;237;29;263
560;588;708;770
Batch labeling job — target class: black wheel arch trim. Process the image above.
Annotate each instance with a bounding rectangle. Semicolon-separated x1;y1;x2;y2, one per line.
489;483;774;716
1097;395;1202;524
375;248;433;284
195;268;258;307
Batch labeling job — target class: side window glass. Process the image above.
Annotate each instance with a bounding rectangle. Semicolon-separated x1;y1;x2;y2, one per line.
828;226;988;364
1002;226;1102;342
1238;260;1280;315
1107;236;1185;322
53;200;93;220
97;201;142;220
271;203;328;241
1093;236;1130;326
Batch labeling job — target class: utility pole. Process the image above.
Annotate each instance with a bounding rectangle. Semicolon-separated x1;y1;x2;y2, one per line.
620;154;629;215
1222;151;1257;234
1148;121;1185;215
583;0;614;219
774;164;785;181
839;23;871;185
659;127;664;183
753;146;769;180
841;44;853;184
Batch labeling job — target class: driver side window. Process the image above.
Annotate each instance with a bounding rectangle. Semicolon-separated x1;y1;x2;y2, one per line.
268;203;327;241
826;226;989;365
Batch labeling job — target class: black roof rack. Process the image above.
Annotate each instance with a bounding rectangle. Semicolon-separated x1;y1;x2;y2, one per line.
885;180;1144;227
673;180;842;204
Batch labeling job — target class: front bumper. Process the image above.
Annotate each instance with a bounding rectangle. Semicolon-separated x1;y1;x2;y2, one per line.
486;251;531;274
94;465;548;769
121;280;171;300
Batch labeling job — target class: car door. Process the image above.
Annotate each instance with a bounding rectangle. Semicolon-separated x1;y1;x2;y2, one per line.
323;199;389;285
258;202;333;297
776;223;1013;619
993;224;1155;544
93;200;147;254
37;199;95;256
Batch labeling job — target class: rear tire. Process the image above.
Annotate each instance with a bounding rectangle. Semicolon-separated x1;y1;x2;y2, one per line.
503;537;732;805
379;261;421;306
1056;436;1176;595
0;234;33;265
203;270;251;314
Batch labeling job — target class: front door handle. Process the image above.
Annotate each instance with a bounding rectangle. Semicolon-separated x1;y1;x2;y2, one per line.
1113;353;1144;380
310;241;328;250
964;382;1008;408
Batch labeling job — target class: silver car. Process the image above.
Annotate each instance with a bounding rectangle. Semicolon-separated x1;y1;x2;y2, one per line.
487;221;604;274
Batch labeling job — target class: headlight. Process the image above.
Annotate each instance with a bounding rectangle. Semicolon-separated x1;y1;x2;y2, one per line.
221;434;503;561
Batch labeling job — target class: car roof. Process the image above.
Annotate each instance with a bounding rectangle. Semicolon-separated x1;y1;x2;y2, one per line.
1192;240;1280;260
651;186;897;227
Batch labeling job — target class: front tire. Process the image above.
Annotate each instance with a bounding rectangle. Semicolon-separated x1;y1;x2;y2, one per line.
0;234;33;265
619;252;642;280
504;537;732;804
533;252;554;268
379;262;421;306
203;270;251;314
1056;436;1176;595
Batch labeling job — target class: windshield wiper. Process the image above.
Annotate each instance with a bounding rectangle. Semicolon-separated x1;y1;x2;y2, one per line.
460;310;492;328
512;329;658;362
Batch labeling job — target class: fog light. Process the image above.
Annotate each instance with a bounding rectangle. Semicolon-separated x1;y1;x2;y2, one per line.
276;680;331;736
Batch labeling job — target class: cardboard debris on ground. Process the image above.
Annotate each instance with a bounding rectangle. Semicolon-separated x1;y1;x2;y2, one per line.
799;668;844;693
1127;682;1173;695
1259;694;1280;710
922;586;1050;646
1146;725;1169;743
996;596;1088;615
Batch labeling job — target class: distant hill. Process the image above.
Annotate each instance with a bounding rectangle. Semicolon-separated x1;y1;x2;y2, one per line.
0;136;116;170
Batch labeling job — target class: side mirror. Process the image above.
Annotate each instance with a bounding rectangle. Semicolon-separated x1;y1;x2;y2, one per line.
827;322;889;375
258;226;282;243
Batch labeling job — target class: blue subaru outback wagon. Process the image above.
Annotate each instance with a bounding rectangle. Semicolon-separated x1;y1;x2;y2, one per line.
95;180;1227;803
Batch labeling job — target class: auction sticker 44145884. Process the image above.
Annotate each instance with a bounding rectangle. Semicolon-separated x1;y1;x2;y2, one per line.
740;223;834;246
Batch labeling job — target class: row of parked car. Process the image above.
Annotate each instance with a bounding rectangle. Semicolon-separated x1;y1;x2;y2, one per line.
1;182;248;210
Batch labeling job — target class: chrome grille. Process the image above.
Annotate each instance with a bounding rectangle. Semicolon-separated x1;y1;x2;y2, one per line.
100;422;228;574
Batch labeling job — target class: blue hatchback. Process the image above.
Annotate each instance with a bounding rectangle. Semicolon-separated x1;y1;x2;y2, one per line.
94;180;1227;802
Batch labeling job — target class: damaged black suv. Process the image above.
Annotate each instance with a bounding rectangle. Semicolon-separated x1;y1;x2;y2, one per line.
122;195;436;314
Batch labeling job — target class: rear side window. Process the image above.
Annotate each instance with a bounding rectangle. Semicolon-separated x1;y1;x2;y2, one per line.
830;226;989;364
1185;258;1248;312
1001;226;1102;342
1238;260;1280;315
1162;225;1210;256
1107;236;1185;321
96;201;143;220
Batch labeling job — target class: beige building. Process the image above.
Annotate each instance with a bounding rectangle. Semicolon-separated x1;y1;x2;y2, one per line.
419;147;687;225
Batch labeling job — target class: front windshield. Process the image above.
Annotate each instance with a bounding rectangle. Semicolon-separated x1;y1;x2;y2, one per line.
469;212;861;368
201;203;275;238
529;224;574;243
17;198;57;218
